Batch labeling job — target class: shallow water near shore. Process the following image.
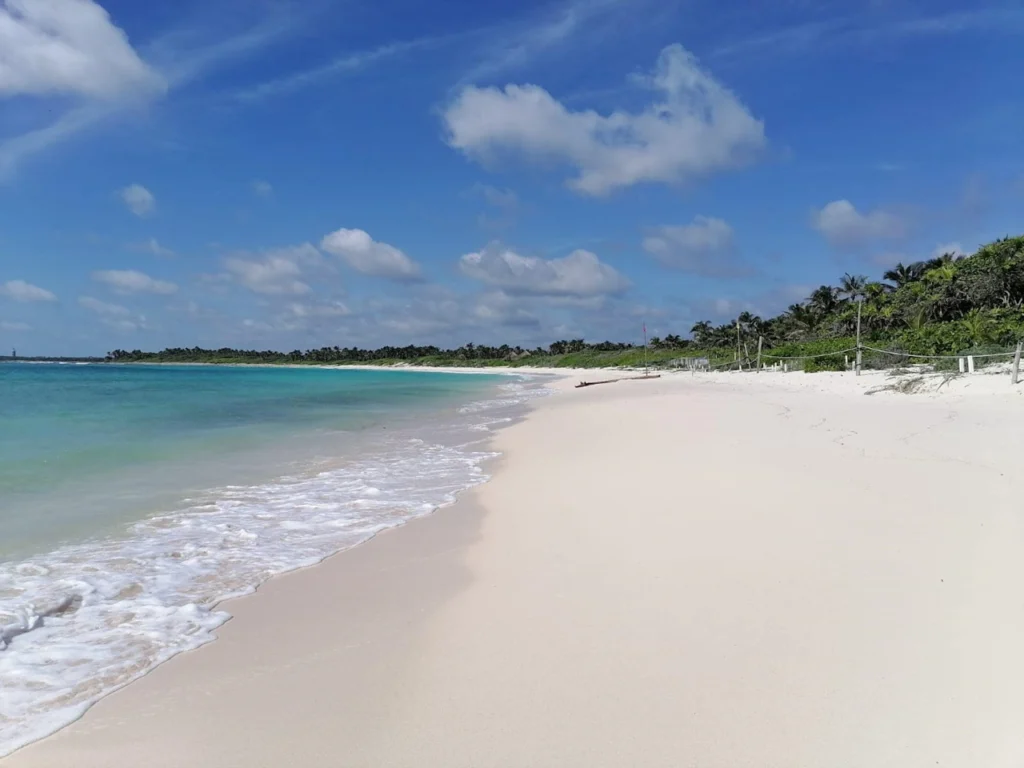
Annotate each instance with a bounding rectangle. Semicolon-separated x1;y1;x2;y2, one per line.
0;363;550;756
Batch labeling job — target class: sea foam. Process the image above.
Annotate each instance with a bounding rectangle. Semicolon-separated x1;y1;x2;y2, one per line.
0;377;552;757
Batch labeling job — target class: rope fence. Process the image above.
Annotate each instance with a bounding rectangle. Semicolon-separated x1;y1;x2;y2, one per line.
668;303;1024;386
861;345;1018;360
760;347;858;361
669;339;1024;386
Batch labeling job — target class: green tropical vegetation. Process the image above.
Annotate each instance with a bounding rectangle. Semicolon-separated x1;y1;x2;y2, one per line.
104;235;1024;370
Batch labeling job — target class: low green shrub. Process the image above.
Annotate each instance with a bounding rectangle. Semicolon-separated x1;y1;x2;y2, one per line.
804;355;847;373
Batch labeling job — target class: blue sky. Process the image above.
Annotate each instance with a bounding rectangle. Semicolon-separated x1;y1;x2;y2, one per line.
1;0;1022;355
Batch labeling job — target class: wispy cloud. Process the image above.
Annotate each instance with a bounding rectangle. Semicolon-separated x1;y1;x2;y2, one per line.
234;0;637;104
146;12;304;90
129;238;175;258
0;105;114;179
456;0;634;85
234;35;452;102
712;6;1024;60
0;4;306;179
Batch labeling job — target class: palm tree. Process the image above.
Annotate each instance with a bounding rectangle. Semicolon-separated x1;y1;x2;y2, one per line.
808;285;839;316
837;273;868;303
784;304;821;339
927;251;961;271
690;321;713;346
883;262;923;289
736;311;753;334
863;281;891;300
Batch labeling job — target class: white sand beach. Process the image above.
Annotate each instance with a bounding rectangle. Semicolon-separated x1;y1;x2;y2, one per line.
8;370;1024;767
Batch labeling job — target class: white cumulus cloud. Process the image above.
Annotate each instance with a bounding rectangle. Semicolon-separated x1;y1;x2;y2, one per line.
285;300;350;318
459;245;629;296
443;43;766;196
136;237;174;257
320;228;421;281
78;295;146;331
812;200;906;249
0;0;164;99
120;184;155;216
471;291;540;327
223;244;321;295
93;269;177;295
78;295;129;315
0;279;56;302
643;216;750;276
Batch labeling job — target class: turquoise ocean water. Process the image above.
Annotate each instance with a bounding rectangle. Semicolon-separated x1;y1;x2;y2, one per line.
0;363;544;755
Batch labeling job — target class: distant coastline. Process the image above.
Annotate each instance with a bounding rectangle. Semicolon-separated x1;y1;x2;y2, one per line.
9;233;1024;373
0;356;105;364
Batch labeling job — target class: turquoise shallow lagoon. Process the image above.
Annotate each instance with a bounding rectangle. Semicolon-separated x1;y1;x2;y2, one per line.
0;362;546;756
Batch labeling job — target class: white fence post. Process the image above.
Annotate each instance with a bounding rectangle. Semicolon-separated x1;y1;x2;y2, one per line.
1012;342;1022;385
967;355;976;374
958;357;966;374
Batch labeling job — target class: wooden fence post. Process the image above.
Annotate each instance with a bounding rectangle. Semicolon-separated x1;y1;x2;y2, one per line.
756;337;762;373
855;299;863;376
1012;342;1022;385
736;320;741;369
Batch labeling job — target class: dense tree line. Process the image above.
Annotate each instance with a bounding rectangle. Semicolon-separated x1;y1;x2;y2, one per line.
107;236;1024;367
106;340;637;364
688;235;1024;355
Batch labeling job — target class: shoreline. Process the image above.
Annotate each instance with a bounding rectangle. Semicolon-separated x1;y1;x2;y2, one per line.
8;373;1024;766
0;371;568;759
19;364;589;378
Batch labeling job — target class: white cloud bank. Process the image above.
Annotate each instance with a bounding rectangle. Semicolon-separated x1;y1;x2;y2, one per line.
93;269;177;295
0;279;56;301
78;295;129;315
812;200;906;249
0;0;163;99
79;295;147;331
444;43;766;195
320;228;421;281
285;300;350;318
223;244;321;295
459;245;629;296
643;216;750;276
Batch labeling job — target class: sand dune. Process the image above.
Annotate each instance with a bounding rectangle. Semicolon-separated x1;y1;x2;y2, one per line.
9;372;1024;767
